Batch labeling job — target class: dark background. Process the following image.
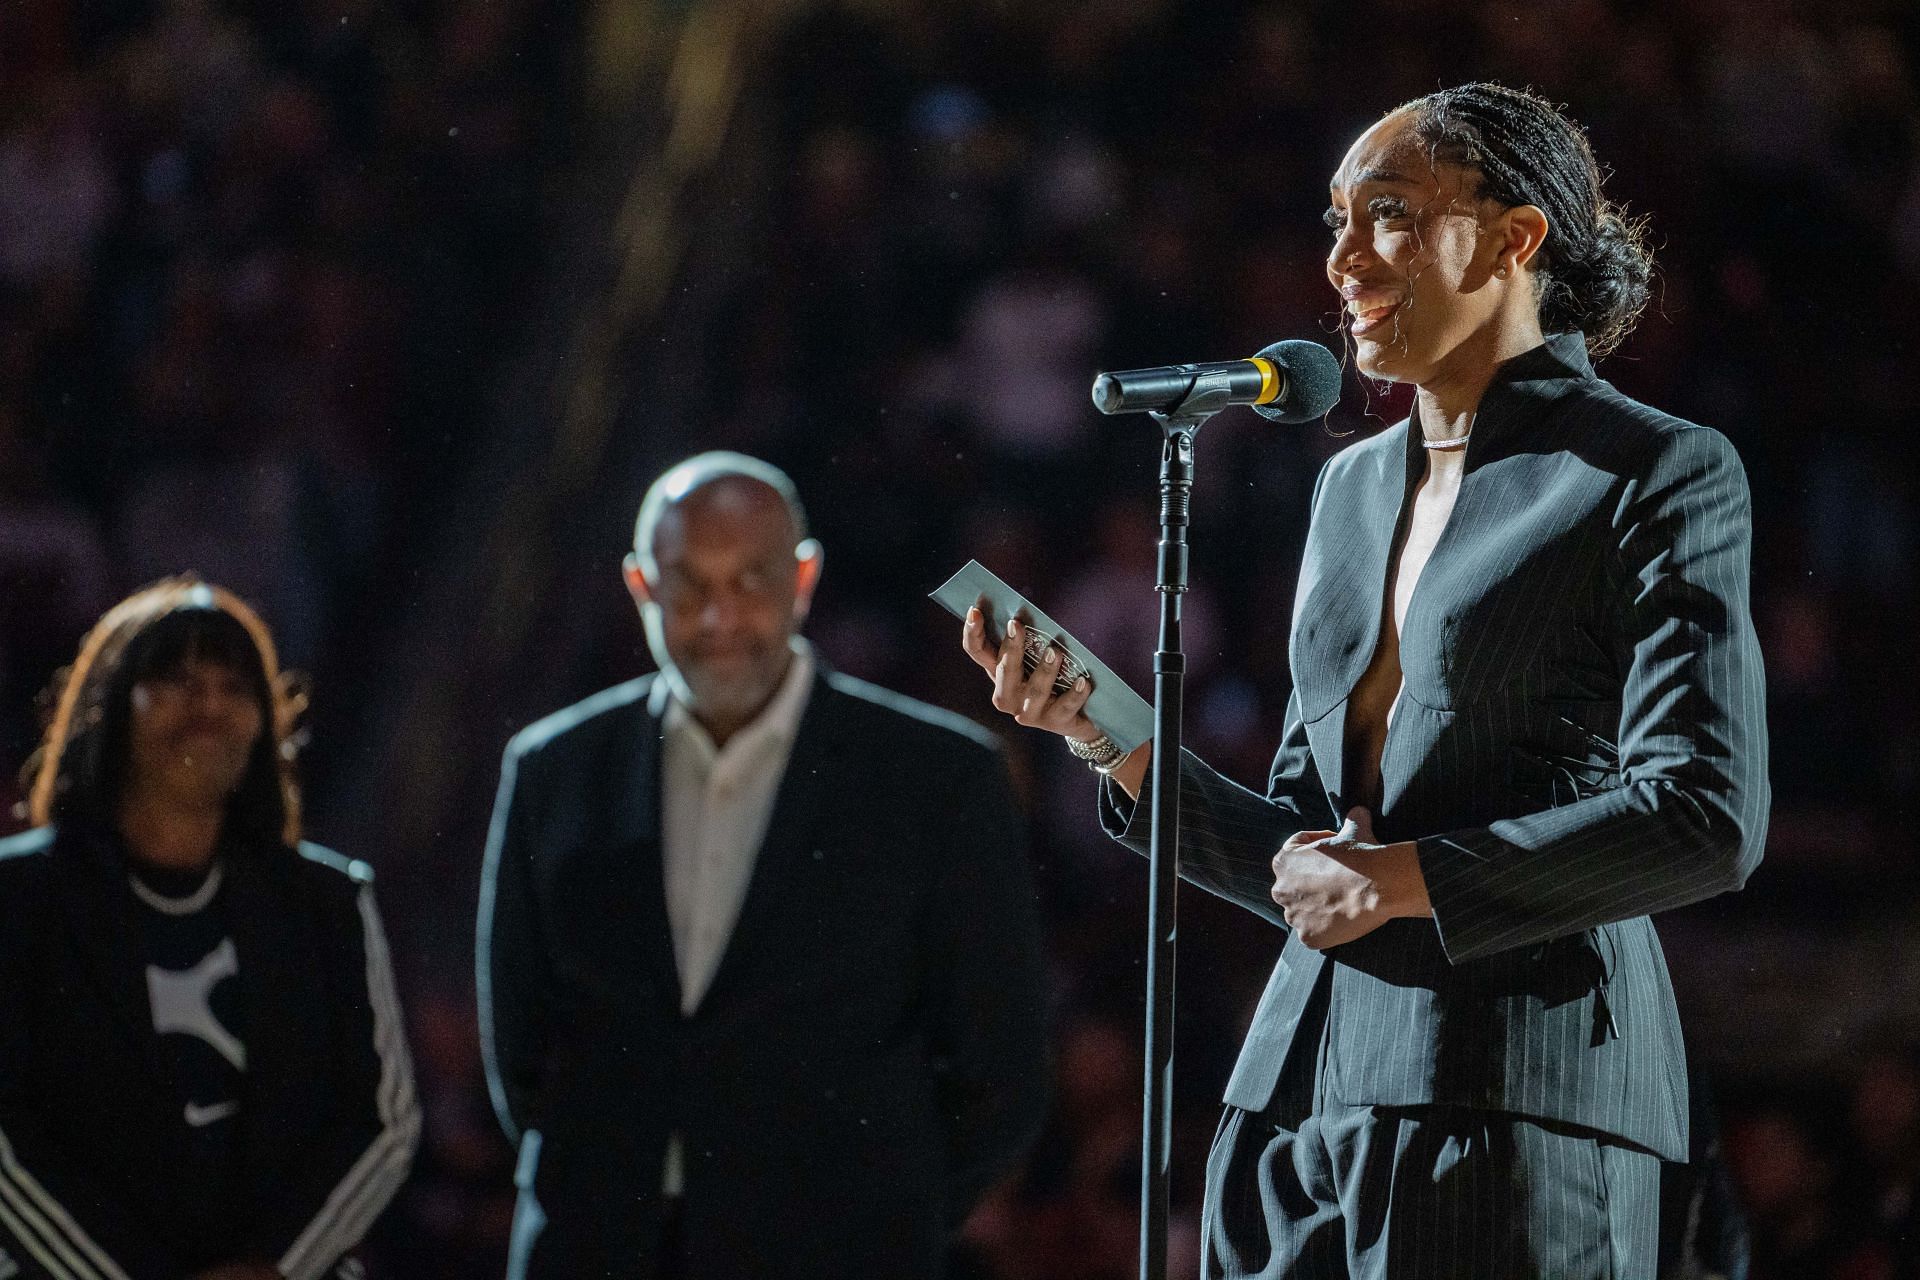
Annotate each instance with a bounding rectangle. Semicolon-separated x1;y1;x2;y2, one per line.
2;0;1916;1276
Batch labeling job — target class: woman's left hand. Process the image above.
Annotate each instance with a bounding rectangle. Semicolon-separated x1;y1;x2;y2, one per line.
1271;807;1432;949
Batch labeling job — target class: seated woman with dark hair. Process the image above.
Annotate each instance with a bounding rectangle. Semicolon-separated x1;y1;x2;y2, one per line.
965;83;1769;1278
0;578;418;1280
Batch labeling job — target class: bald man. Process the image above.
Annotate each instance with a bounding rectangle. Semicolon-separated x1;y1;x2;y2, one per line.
477;452;1049;1279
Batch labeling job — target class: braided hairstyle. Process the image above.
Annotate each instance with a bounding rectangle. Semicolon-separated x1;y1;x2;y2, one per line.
1404;83;1652;357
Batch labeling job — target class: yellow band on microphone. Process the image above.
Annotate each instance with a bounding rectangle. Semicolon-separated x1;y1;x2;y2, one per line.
1249;356;1280;404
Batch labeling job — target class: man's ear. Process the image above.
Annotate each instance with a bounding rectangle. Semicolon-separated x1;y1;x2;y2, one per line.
794;538;824;618
622;552;652;606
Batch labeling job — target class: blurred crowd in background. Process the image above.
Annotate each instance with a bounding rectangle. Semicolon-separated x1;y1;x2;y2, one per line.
3;0;1917;1277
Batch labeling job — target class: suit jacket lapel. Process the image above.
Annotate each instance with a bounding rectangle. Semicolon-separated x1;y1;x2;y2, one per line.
1298;335;1597;813
613;689;683;1012
1292;333;1598;734
1293;427;1414;811
698;672;843;1013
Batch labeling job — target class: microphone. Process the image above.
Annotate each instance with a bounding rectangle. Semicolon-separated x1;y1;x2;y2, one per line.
1090;339;1342;424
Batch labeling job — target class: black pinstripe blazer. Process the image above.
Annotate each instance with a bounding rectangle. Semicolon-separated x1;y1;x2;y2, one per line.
1100;333;1769;1160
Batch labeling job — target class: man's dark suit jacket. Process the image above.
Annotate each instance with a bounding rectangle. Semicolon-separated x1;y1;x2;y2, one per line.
478;665;1050;1279
1103;333;1770;1161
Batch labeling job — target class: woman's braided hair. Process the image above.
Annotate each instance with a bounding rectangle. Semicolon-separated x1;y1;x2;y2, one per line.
1405;83;1652;357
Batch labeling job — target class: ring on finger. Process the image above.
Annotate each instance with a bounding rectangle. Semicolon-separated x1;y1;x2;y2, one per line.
1020;628;1089;695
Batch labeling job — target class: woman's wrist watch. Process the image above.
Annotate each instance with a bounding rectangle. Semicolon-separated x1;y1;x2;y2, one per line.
1064;733;1129;775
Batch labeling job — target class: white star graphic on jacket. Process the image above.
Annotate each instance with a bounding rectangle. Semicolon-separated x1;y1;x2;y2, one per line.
147;937;246;1071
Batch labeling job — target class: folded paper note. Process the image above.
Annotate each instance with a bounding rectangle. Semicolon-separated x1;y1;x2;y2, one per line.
929;560;1153;753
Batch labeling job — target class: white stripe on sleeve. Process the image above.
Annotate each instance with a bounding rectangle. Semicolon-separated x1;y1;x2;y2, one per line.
276;887;420;1280
0;1125;130;1280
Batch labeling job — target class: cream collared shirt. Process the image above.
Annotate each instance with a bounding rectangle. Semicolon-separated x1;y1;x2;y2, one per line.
652;640;814;1194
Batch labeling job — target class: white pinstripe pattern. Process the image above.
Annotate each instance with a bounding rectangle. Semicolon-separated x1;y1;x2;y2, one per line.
1099;334;1767;1168
276;886;420;1280
1205;1097;1659;1277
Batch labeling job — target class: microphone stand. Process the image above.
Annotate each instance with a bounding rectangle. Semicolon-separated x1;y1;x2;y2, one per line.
1138;373;1235;1280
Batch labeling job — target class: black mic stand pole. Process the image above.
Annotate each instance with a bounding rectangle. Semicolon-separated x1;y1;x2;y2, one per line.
1138;373;1235;1280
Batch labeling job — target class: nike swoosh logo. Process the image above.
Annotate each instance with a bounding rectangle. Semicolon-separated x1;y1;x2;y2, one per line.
184;1100;240;1127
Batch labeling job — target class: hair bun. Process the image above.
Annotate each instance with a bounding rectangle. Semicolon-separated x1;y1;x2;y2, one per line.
1549;202;1653;357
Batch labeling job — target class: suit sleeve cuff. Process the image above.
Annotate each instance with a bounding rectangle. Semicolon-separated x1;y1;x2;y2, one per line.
1097;772;1154;854
1414;831;1505;965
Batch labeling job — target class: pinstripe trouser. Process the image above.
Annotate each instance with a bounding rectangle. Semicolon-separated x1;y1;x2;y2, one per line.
1203;1008;1661;1278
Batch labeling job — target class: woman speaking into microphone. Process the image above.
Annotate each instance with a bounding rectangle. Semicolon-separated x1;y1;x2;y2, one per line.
961;82;1768;1279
